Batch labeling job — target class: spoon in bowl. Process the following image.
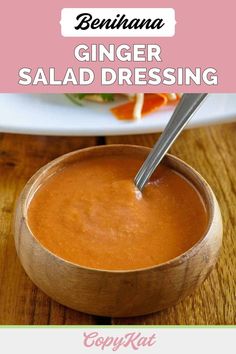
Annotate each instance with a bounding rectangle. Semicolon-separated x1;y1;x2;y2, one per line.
134;93;208;191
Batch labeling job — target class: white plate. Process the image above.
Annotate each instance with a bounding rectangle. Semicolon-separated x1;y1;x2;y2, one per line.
0;94;235;136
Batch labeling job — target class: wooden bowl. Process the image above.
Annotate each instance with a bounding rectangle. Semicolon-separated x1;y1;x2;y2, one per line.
13;145;223;317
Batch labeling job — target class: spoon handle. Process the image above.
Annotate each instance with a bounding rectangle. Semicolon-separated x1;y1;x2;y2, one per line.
134;93;208;191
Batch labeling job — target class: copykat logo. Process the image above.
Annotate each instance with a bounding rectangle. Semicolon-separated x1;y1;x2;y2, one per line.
60;8;176;37
82;331;157;351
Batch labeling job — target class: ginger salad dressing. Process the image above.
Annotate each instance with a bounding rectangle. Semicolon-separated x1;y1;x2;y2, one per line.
28;154;208;270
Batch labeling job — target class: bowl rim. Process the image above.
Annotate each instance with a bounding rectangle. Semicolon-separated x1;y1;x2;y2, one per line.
18;144;219;274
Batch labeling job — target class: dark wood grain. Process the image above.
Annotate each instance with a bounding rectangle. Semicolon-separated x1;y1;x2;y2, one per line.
0;121;235;325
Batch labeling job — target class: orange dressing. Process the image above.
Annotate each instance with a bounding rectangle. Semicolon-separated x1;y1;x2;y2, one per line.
28;154;208;270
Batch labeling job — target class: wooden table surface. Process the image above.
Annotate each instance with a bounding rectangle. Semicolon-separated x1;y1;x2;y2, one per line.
0;122;235;325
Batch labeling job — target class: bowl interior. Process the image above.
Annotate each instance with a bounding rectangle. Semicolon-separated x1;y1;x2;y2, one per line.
22;145;214;272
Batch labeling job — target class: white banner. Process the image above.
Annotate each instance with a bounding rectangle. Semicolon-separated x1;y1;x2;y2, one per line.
0;327;235;353
60;8;176;37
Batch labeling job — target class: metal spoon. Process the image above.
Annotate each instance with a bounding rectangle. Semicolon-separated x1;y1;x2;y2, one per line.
134;93;208;191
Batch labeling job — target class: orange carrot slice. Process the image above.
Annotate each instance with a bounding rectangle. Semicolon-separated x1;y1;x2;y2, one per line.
110;94;168;120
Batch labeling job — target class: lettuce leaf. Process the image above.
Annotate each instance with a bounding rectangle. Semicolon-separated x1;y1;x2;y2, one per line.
66;93;115;104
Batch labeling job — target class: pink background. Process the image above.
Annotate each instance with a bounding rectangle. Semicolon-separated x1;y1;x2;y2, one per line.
0;0;235;92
